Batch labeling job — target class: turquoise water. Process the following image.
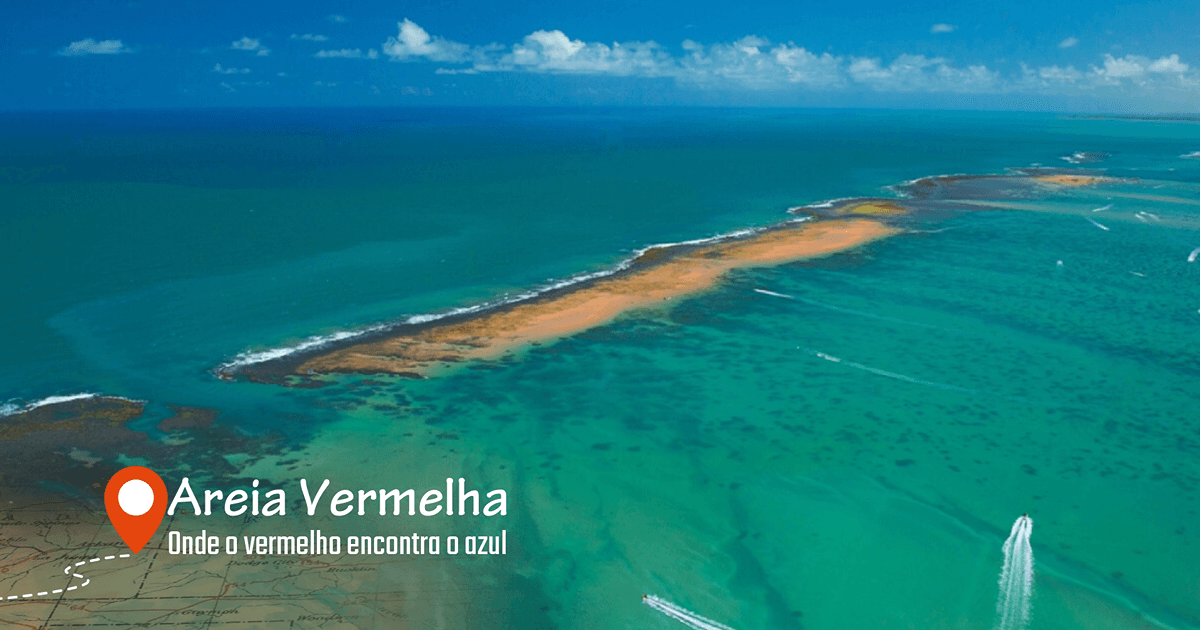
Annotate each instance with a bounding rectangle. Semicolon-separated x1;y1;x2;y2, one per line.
3;108;1200;629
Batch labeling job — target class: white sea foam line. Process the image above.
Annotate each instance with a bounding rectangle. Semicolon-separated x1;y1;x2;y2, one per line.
1086;217;1111;231
1188;247;1200;263
1091;204;1112;212
4;553;130;600
789;197;859;211
0;393;95;418
217;219;815;373
643;595;738;630
889;171;989;197
807;349;979;394
0;394;145;419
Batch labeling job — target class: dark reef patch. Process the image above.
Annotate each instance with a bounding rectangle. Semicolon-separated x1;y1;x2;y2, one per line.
0;396;286;505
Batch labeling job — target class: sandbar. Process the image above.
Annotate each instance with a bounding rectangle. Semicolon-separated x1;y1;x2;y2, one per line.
255;215;900;381
1033;174;1109;186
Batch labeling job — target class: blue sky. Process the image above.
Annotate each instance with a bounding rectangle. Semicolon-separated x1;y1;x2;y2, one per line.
6;0;1199;110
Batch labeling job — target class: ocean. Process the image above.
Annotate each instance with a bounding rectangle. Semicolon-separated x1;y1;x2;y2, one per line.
2;107;1199;629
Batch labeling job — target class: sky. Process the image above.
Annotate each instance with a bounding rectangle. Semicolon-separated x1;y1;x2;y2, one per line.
4;0;1199;111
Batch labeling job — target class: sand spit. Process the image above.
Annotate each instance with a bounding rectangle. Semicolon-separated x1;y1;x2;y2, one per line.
225;205;903;384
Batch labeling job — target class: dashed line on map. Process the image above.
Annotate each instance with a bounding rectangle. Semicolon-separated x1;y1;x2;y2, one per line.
3;553;130;600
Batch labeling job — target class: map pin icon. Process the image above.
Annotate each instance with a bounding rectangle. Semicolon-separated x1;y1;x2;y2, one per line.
104;466;168;554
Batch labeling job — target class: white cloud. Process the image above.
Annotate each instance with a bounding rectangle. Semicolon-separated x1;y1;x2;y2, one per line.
231;37;268;56
383;19;470;62
58;38;131;56
847;54;997;92
1101;54;1145;78
1038;65;1083;82
1091;54;1189;81
489;30;674;76
930;24;957;34
1012;53;1195;94
1059;37;1079;49
291;33;329;42
315;48;379;59
1148;54;1188;73
678;37;842;87
328;15;349;23
213;63;251;74
376;20;1199;100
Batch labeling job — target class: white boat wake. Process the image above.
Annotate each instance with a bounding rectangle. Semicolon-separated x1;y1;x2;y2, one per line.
995;514;1035;630
643;595;738;630
808;350;979;394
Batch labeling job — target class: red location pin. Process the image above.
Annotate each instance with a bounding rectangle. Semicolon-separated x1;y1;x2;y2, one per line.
104;466;168;554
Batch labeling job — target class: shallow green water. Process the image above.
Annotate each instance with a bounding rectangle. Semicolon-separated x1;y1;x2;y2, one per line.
3;108;1199;629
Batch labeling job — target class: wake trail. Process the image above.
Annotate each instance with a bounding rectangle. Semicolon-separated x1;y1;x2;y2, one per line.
753;288;953;331
643;595;738;630
807;349;979;394
995;514;1035;630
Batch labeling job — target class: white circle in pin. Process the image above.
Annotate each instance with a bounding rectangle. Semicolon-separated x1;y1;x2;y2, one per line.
118;479;154;516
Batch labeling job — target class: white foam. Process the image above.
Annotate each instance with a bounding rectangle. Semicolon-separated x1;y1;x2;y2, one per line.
1086;217;1110;231
790;197;857;211
1181;151;1200;159
216;327;389;373
995;514;1035;630
218;221;812;374
1061;151;1106;165
1091;204;1112;212
888;171;1007;198
1187;247;1199;263
0;393;139;418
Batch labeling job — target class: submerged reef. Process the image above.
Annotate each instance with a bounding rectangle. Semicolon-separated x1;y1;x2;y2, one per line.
0;396;283;503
